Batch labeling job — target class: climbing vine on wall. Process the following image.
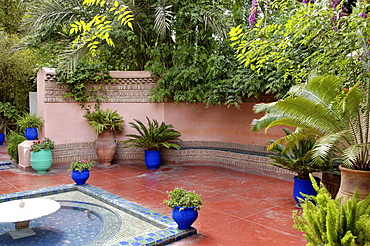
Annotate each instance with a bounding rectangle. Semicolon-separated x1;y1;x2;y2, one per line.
55;62;113;112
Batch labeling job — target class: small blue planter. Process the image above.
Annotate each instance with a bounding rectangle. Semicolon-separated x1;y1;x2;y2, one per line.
71;170;90;185
144;150;161;169
293;176;320;205
0;133;5;145
172;206;198;230
24;127;38;140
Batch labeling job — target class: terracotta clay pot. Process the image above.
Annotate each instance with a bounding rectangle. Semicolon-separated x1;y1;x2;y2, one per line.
336;165;370;201
95;130;117;166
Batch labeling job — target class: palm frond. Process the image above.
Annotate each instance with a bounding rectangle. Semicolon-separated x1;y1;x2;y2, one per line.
343;144;370;170
58;44;90;75
203;8;229;40
152;0;173;38
250;114;285;132
23;0;85;33
312;130;350;164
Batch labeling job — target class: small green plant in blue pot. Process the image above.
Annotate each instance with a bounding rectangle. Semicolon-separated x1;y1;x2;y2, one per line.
68;159;95;185
17;113;43;140
163;188;202;230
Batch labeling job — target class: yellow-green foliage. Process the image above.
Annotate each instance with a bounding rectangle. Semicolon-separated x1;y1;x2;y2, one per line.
293;174;370;246
70;0;134;55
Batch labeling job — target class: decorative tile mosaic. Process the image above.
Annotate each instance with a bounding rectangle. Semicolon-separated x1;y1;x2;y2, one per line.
0;160;14;170
0;184;196;246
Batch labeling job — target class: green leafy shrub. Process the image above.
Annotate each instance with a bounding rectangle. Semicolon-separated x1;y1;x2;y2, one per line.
293;175;370;245
163;188;202;211
68;159;95;172
6;132;26;162
83;108;124;135
0;102;20;134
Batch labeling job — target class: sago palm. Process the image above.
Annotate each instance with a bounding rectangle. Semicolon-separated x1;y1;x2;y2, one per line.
122;117;181;151
267;128;323;180
251;75;370;170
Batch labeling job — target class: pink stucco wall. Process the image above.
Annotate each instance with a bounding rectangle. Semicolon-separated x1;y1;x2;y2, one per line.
37;68;283;146
163;103;282;145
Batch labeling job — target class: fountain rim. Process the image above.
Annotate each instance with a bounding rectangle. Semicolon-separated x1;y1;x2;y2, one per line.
0;184;197;246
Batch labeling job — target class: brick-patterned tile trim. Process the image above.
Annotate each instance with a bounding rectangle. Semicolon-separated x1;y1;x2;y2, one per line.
42;70;277;104
52;141;296;179
44;71;157;103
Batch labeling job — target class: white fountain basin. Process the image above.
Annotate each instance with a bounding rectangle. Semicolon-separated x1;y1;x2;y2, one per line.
0;198;60;239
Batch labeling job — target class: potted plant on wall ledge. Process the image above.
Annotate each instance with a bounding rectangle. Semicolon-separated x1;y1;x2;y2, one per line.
17;113;43;140
267;128;326;205
122;117;182;169
68;159;95;185
163;188;202;230
83;108;124;166
30;137;54;173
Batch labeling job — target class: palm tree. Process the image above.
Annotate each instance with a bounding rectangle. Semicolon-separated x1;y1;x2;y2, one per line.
251;75;370;170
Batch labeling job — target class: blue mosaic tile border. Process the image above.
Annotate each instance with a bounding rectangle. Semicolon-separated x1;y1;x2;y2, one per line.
0;160;13;170
0;184;196;246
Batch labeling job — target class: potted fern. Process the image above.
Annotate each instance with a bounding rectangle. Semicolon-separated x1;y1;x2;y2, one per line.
122;117;182;169
83;108;124;166
293;174;370;245
163;188;202;230
17;113;43;140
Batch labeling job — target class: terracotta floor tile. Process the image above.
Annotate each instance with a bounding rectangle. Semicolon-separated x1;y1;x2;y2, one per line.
245;201;303;237
202;192;274;219
203;218;306;246
169;234;223;245
0;145;308;245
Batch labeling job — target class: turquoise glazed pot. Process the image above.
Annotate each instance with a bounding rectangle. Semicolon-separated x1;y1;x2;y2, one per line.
30;149;52;173
172;206;198;230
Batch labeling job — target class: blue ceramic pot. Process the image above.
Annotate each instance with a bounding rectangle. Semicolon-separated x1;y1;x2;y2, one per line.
172;206;198;230
144;150;161;169
24;127;38;140
0;133;5;145
30;149;52;173
71;170;90;185
293;176;320;205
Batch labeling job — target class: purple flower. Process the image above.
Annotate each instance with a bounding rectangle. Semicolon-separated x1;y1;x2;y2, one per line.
249;0;260;28
360;12;367;18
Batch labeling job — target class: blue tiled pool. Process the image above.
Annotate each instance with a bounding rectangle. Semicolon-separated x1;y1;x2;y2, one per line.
0;184;196;246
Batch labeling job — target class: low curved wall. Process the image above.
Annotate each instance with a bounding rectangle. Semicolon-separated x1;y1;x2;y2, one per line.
52;140;295;180
36;68;291;179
